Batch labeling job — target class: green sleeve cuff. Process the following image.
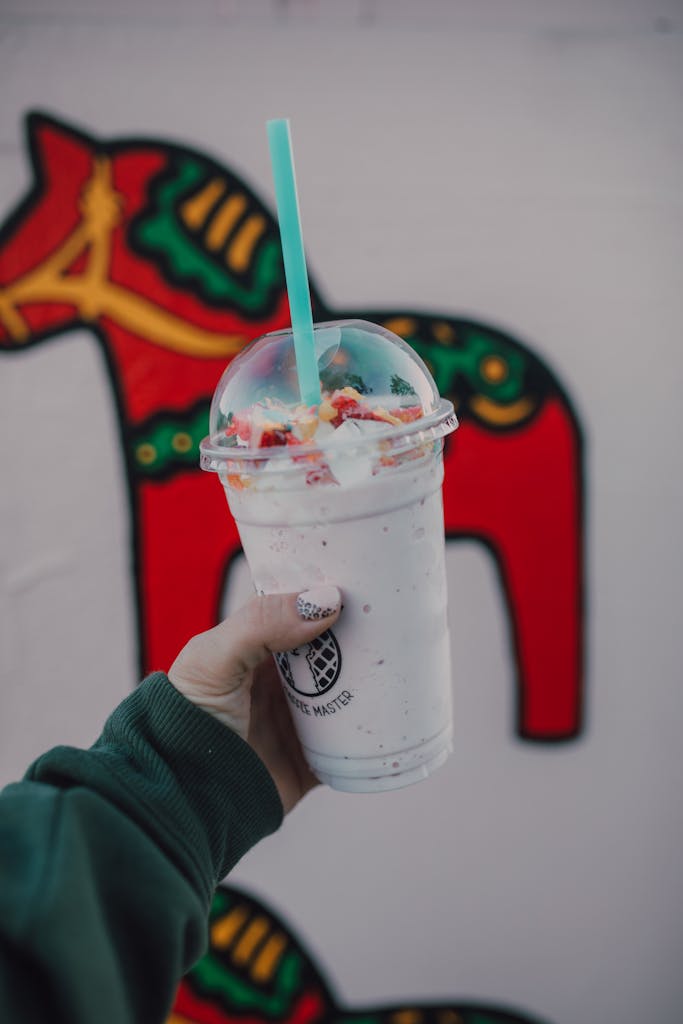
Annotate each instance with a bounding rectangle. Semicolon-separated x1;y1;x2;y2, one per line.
27;674;284;901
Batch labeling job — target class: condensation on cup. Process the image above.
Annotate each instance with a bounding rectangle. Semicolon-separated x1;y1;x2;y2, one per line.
200;320;458;792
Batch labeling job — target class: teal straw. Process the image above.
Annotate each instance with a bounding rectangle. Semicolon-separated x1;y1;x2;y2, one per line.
266;118;321;407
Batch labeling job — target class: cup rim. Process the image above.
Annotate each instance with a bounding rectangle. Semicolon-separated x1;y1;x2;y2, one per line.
199;398;457;472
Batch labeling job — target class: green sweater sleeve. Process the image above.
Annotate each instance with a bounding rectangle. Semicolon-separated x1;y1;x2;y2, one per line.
0;672;283;1023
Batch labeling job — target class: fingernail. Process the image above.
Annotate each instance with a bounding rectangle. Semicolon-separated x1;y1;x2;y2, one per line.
296;586;341;621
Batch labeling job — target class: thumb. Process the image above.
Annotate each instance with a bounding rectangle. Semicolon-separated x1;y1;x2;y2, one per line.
225;585;343;672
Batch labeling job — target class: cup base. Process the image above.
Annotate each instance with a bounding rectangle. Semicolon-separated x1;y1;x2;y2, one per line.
304;724;453;794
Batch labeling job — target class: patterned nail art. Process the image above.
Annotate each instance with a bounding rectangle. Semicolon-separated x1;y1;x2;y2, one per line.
296;586;341;621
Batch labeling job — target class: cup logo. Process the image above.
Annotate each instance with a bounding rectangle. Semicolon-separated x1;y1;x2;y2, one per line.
276;629;342;697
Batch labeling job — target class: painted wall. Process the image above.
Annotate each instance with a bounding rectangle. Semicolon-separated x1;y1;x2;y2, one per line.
1;2;682;1023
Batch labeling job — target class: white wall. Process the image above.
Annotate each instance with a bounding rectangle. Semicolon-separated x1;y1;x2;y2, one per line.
1;3;682;1023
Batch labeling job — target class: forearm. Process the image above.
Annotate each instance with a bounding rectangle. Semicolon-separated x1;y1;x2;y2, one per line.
0;674;283;1024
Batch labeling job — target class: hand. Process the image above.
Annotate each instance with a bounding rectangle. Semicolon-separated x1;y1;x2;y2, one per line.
168;586;342;814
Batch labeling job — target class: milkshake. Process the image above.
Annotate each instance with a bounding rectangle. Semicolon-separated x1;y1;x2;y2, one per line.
200;319;458;792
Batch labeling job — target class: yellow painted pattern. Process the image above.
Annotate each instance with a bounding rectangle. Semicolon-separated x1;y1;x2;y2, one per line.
250;931;287;983
167;1014;195;1024
0;159;246;358
232;915;271;965
171;432;193;453
227;214;266;273
480;354;509;384
433;320;456;344
383;317;417;338
136;443;157;465
180;177;226;230
470;393;535;425
210;905;249;949
205;194;248;252
0;296;29;340
392;1011;424;1024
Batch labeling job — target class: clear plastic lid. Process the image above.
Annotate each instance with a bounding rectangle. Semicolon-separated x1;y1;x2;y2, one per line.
200;319;457;471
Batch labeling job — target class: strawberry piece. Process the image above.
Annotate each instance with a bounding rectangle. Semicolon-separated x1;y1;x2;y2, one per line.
232;413;252;441
391;405;423;423
306;465;335;486
330;394;374;428
259;428;290;448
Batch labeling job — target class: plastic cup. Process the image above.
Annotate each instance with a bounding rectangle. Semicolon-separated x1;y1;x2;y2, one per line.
200;320;458;792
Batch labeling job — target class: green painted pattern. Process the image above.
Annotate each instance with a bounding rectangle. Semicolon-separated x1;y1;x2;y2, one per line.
129;319;541;481
186;889;305;1016
130;404;208;476
189;947;303;1015
407;330;527;405
132;156;284;312
187;892;546;1024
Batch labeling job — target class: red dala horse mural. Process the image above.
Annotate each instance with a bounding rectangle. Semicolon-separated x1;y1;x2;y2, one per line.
0;112;584;742
0;112;584;1024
